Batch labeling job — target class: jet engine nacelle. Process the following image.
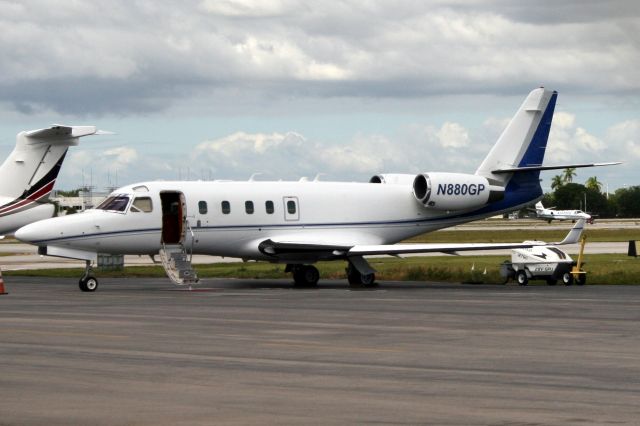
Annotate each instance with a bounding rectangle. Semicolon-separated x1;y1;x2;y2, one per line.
369;173;415;185
413;172;503;210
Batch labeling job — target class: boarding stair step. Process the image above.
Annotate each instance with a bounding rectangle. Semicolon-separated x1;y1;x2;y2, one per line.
160;243;199;286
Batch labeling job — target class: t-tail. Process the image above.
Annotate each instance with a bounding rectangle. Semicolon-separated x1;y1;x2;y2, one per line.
0;125;106;235
475;87;557;210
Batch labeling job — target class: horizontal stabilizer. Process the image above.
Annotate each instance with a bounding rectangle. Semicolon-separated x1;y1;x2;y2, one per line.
492;162;621;174
25;125;112;140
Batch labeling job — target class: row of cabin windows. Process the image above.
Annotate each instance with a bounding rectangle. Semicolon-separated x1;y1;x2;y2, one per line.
198;200;294;215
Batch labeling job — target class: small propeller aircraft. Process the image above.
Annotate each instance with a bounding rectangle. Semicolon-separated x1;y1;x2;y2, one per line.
532;201;594;223
0;125;104;237
15;88;618;291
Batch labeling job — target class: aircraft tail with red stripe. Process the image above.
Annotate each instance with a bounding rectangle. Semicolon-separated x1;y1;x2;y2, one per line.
0;125;105;235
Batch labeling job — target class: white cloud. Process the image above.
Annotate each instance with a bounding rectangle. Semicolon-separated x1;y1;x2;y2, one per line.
63;147;138;187
1;1;638;191
553;112;576;130
103;147;138;166
200;0;297;17
547;111;604;163
189;120;485;181
193;132;310;177
437;122;470;148
606;119;640;159
1;2;638;114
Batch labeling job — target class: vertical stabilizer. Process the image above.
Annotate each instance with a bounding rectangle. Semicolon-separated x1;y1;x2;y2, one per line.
475;88;557;186
0;125;105;235
0;125;99;202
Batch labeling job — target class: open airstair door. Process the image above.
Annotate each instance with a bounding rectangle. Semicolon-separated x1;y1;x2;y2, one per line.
159;191;198;286
160;191;185;244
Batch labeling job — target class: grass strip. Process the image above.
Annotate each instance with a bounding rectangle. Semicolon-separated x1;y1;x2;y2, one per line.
6;254;639;285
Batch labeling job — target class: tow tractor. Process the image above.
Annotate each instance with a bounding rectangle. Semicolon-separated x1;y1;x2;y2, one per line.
501;236;587;286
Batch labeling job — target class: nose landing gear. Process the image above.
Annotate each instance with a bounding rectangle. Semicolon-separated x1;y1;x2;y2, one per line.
79;260;98;292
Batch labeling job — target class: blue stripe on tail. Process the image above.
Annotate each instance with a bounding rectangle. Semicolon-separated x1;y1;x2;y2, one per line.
474;91;558;215
517;91;557;168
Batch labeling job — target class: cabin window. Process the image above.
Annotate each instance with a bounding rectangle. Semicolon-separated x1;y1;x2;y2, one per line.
97;195;130;212
130;197;153;213
198;201;208;214
287;200;296;215
245;201;254;214
221;201;230;214
265;200;274;214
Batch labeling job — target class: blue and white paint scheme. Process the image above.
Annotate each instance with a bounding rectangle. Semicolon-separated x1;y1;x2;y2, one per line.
15;88;615;290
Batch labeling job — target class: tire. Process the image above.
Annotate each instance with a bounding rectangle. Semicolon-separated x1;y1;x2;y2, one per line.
577;274;587;286
347;264;376;287
293;265;319;287
546;279;557;286
79;276;98;292
562;272;573;286
516;270;528;286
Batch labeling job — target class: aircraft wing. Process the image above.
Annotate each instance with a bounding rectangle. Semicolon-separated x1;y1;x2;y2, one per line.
260;219;585;259
349;241;543;256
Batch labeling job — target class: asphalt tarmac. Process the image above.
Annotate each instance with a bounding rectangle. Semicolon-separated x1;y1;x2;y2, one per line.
1;277;639;425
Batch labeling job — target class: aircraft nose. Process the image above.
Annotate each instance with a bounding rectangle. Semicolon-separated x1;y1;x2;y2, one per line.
15;222;47;244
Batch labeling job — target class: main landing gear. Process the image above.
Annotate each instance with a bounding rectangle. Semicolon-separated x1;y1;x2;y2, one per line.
288;264;320;287
286;261;377;288
79;260;99;292
346;263;376;288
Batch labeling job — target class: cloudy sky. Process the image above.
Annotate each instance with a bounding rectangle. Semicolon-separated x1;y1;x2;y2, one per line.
1;0;638;192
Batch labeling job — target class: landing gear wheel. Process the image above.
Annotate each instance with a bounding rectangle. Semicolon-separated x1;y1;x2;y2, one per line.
292;265;319;287
347;264;376;287
577;274;587;286
516;270;528;286
79;276;98;292
562;272;574;286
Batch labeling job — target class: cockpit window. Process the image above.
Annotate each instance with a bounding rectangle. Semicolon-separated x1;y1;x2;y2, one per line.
97;195;130;212
130;197;153;213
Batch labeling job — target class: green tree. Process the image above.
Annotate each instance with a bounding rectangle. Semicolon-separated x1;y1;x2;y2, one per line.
612;186;640;218
541;192;555;207
562;167;576;183
585;176;602;192
550;175;564;191
554;183;585;210
554;183;614;217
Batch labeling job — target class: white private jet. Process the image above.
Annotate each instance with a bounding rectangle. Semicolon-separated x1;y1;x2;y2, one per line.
0;125;104;237
15;88;617;291
532;202;594;223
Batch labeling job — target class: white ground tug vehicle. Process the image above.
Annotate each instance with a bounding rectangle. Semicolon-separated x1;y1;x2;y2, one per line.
501;237;587;286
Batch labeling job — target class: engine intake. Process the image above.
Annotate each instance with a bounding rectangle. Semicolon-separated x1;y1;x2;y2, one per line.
369;174;415;185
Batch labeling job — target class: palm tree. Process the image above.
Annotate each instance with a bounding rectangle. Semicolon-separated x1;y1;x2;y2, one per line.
585;176;603;192
551;175;564;191
562;167;577;183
